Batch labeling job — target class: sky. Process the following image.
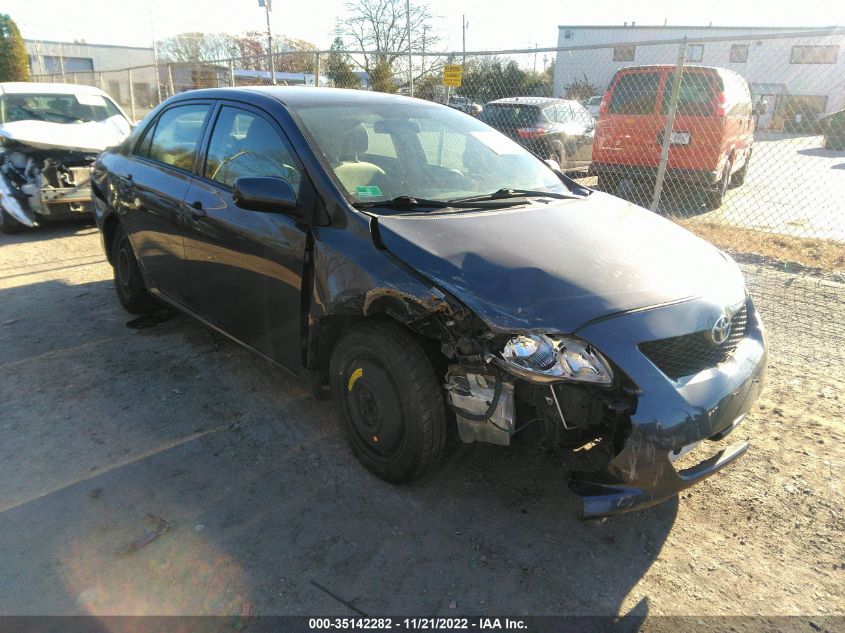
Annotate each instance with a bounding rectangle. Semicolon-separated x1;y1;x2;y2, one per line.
4;0;843;54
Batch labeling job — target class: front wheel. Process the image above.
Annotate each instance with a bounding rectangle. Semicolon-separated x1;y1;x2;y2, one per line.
730;152;751;187
331;321;448;483
111;224;155;314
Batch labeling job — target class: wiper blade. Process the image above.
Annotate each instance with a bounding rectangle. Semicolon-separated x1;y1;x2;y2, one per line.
353;195;526;211
451;188;578;203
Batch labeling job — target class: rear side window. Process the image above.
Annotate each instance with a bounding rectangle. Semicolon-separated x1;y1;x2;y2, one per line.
140;104;211;171
662;72;716;116
608;72;660;115
480;105;542;126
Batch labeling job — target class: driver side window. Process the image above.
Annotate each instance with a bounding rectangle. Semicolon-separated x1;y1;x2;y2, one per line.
204;106;301;195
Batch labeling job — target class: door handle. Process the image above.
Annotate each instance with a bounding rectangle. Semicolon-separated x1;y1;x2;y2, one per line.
188;200;206;220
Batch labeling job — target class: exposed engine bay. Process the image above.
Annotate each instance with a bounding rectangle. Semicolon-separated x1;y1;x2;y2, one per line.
0;141;97;225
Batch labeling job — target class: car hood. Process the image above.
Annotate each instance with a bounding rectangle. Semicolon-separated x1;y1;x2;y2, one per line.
0;115;131;153
376;192;746;333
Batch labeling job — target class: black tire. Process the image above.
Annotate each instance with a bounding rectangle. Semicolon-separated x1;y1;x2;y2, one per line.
111;224;155;314
705;162;731;210
730;152;751;187
596;173;620;193
330;321;448;483
0;207;25;234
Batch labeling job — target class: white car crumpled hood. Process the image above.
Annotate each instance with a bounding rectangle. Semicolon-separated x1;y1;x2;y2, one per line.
0;115;131;153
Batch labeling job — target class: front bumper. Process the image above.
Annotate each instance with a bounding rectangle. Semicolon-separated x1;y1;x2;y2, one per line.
569;296;767;518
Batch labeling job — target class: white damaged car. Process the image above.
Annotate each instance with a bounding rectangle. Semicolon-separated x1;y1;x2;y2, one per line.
0;82;132;233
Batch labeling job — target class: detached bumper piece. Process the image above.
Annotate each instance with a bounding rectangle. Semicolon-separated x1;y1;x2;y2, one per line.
569;438;748;519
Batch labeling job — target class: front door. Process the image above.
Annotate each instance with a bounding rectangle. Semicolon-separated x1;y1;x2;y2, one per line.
182;103;310;372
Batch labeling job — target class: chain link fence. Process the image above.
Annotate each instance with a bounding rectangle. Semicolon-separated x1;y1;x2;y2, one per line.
30;28;845;384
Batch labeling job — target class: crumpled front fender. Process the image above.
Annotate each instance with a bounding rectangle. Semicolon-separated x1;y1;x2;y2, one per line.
0;171;36;227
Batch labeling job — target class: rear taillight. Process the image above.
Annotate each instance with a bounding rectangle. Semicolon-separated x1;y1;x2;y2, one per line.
598;90;611;117
517;124;551;139
713;91;727;117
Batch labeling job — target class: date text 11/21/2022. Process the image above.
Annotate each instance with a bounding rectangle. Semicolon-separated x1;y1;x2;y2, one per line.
308;618;528;630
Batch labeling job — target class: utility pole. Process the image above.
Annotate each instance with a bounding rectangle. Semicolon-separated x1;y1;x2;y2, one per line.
149;5;162;103
260;0;276;85
462;15;466;65
406;0;413;97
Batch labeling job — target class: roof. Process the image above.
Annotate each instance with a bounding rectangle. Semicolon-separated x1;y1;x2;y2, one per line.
485;97;568;107
24;39;153;52
170;86;422;107
0;82;109;97
556;24;839;31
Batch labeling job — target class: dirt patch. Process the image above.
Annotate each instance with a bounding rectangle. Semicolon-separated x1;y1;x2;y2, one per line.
0;225;843;617
675;218;845;275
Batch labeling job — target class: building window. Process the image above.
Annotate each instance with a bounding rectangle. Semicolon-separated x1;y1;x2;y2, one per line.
730;44;749;63
790;45;838;64
613;46;635;62
685;44;704;63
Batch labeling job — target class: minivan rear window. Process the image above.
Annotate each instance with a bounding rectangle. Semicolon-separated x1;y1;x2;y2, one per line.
662;72;717;116
608;72;661;115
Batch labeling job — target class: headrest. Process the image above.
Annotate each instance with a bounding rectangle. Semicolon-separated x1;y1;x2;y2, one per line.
338;118;368;161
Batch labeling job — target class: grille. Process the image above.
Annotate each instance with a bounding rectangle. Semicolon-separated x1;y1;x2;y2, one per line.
639;305;748;380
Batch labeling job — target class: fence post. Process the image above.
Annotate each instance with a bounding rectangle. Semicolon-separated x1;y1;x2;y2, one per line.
167;64;175;97
314;52;321;87
98;72;104;92
128;69;137;122
229;60;235;87
650;39;687;212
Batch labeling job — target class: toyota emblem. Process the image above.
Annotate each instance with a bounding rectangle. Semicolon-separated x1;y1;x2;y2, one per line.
710;314;732;345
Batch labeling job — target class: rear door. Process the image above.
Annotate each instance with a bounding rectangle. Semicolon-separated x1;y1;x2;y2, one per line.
660;69;722;172
181;102;312;371
119;102;213;306
594;69;664;167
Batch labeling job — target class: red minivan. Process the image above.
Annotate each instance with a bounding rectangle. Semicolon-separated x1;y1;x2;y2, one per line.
592;65;756;207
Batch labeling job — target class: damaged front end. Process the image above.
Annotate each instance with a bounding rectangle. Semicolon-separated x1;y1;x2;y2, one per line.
0;141;96;227
440;296;767;519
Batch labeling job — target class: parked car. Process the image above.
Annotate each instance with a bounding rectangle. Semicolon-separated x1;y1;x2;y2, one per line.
447;95;482;116
479;97;594;174
92;87;766;518
591;65;757;207
0;82;132;233
820;108;845;150
584;94;603;118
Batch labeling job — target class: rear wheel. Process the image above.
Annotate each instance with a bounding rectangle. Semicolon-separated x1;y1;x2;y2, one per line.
596;173;621;193
0;207;25;234
730;151;751;187
705;161;731;209
111;224;155;314
331;321;448;483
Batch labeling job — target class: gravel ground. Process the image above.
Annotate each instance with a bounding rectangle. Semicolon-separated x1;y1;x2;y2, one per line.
0;223;843;617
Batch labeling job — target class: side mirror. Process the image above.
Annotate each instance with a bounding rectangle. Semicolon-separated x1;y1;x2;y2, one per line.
233;177;304;219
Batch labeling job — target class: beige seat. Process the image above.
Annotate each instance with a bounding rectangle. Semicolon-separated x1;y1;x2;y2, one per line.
332;120;387;194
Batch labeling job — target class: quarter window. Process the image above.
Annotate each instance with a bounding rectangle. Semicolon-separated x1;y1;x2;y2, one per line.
141;104;211;171
204;106;302;194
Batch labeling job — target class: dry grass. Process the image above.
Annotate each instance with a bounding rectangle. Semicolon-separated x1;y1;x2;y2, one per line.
675;218;845;274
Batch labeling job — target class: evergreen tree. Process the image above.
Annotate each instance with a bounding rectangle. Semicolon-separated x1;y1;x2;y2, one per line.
0;14;29;82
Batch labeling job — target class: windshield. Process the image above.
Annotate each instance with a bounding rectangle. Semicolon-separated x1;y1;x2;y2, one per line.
1;92;125;124
290;100;567;208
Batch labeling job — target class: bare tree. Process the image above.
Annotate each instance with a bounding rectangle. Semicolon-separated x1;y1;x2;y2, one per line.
338;0;443;89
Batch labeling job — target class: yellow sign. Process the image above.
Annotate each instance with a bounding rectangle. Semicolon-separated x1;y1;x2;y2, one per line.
443;65;463;87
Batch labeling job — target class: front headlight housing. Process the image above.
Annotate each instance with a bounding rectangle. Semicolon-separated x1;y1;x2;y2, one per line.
498;334;614;385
